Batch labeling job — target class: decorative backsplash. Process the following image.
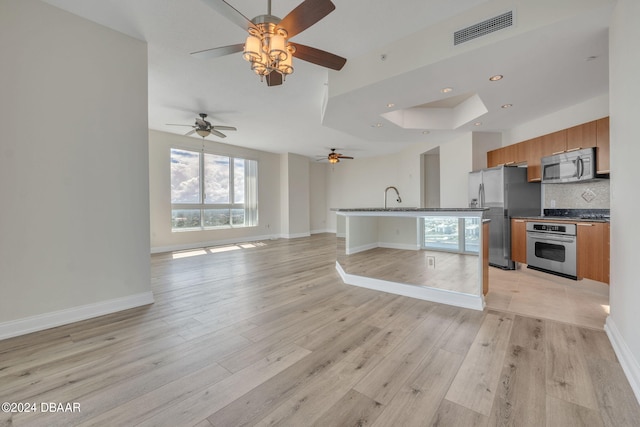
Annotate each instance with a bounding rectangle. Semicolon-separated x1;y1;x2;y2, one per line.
543;179;610;209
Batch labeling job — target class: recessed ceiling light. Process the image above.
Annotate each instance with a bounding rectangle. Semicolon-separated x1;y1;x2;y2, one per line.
386;103;395;108
441;87;454;93
501;103;513;108
474;122;482;126
422;130;430;134
371;123;383;128
489;74;503;81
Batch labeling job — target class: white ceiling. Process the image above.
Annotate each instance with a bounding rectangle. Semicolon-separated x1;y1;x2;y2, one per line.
41;0;612;160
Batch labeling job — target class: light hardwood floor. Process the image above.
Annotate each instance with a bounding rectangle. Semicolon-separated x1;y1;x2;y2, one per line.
1;234;638;426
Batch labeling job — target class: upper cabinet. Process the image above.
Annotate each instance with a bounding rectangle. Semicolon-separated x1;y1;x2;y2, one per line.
523;137;542;182
486;116;610;181
541;129;567;157
596;117;610;173
567;120;597;150
486;148;505;168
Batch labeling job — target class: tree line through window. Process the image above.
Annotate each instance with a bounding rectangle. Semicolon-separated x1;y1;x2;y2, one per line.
170;148;258;230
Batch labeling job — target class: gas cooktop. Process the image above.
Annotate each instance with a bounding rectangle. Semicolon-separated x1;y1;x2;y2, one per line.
541;209;610;221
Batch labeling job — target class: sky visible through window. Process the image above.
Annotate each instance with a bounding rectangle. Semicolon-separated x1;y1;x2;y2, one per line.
171;149;233;204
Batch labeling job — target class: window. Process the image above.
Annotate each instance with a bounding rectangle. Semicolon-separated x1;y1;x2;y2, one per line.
170;148;258;231
422;216;479;253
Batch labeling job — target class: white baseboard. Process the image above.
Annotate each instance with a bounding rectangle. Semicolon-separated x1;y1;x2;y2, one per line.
378;242;421;251
151;234;276;254
310;229;333;235
0;291;155;341
281;232;311;239
346;242;378;255
605;316;640;405
336;262;484;311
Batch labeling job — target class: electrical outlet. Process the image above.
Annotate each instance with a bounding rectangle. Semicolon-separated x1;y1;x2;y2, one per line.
427;256;436;269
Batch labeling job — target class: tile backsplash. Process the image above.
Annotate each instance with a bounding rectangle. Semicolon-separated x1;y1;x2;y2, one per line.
543;179;610;209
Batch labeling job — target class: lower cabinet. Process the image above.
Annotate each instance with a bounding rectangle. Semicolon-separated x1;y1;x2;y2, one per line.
510;219;610;284
511;219;527;264
577;222;609;284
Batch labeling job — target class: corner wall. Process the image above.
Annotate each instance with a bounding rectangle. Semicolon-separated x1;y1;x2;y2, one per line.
0;0;152;338
280;153;311;238
605;0;640;403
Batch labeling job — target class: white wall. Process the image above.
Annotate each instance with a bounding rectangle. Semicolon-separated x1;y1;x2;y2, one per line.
309;162;328;233
606;0;640;403
280;153;311;238
325;132;474;231
503;93;609;145
0;0;151;336
423;151;441;208
472;132;502;170
149;130;282;252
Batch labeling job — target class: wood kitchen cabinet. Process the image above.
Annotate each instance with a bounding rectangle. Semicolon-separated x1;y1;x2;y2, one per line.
541;129;567;157
487;143;527;168
596;116;610;173
487;148;504;168
484;116;609;179
567;120;597;151
522;137;542;182
511;218;527;264
577;222;609;284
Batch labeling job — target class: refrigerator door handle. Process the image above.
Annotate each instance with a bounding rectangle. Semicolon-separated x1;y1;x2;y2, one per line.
479;183;485;207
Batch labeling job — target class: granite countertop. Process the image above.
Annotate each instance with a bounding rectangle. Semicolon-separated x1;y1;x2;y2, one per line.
332;207;488;212
512;216;609;223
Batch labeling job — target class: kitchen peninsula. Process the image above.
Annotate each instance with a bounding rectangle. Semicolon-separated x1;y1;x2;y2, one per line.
334;208;489;310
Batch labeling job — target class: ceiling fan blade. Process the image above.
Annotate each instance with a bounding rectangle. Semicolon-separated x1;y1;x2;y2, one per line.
200;0;257;31
290;43;346;70
166;124;195;127
191;43;244;60
278;0;335;39
195;118;207;127
266;71;283;86
338;156;354;159
185;129;196;136
210;129;227;138
212;126;237;131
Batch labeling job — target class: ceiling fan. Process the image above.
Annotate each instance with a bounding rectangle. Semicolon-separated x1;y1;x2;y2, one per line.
167;113;237;138
317;148;354;164
192;0;347;86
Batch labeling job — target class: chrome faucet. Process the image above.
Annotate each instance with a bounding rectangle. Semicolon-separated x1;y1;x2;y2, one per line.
384;186;402;209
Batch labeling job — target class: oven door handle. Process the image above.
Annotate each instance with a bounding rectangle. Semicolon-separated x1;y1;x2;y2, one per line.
527;232;575;243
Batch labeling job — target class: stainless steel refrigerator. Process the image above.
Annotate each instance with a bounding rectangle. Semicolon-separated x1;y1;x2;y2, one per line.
469;165;541;269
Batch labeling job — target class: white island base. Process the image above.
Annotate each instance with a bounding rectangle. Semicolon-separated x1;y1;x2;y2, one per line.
334;208;489;311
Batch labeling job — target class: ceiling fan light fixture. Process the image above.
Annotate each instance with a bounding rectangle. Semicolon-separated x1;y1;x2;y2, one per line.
279;48;294;75
242;22;294;79
243;35;262;62
269;33;288;61
195;128;210;137
329;157;339;164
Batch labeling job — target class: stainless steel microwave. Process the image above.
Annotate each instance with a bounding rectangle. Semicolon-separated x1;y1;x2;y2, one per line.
541;147;596;184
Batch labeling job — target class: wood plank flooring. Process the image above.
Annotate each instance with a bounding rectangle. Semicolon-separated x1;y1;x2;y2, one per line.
1;233;639;426
339;247;479;294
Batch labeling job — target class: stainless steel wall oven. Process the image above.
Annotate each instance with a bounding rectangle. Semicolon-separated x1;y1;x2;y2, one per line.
526;222;577;279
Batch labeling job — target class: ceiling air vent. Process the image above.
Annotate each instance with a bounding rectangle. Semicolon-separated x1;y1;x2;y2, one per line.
454;11;513;45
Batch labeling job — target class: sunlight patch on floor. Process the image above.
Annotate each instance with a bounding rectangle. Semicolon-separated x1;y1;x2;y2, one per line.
172;242;267;259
